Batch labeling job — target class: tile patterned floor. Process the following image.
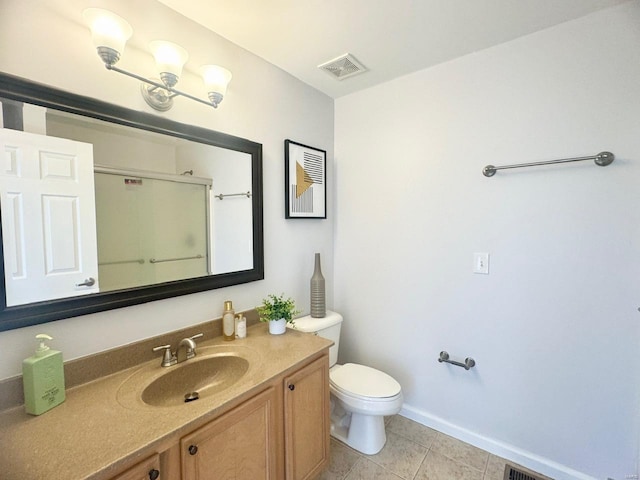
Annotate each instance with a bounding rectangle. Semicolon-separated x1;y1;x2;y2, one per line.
318;415;542;480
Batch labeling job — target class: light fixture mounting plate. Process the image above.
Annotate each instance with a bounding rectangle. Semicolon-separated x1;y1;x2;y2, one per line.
140;81;173;111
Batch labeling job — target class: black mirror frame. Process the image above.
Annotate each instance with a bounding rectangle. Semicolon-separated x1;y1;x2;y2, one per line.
0;72;264;332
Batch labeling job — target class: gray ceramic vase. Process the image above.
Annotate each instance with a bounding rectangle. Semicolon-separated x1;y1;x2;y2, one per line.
310;253;326;318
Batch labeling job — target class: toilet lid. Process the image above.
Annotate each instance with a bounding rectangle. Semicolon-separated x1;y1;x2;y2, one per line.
330;363;401;398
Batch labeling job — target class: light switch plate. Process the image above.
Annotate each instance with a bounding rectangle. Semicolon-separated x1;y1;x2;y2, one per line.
473;252;490;274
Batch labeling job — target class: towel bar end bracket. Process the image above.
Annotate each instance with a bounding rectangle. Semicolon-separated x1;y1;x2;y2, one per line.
594;151;614;166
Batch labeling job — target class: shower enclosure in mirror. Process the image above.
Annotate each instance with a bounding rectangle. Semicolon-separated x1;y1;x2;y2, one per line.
0;72;263;332
94;168;211;292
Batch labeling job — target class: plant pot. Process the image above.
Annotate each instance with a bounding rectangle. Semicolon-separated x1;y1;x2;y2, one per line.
268;318;287;335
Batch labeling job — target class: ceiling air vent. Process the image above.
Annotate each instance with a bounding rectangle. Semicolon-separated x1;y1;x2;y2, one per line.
503;464;551;480
318;53;367;81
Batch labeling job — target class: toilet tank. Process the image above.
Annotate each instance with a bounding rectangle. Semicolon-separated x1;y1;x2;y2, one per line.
289;311;343;366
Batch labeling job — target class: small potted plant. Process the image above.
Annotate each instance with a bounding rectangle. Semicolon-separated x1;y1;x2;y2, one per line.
257;293;300;335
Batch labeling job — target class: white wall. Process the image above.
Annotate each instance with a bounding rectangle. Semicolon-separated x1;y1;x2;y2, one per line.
175;144;254;273
0;0;334;379
46;114;178;173
335;3;639;480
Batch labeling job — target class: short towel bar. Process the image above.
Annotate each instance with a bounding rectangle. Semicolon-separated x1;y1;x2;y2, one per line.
215;191;252;200
149;254;204;264
438;351;476;370
99;258;145;266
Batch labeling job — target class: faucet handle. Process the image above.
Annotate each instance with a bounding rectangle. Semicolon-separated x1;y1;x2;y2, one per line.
152;344;177;367
190;333;204;341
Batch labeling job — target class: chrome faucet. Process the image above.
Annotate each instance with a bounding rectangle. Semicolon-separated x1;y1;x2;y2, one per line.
152;333;203;367
176;337;197;363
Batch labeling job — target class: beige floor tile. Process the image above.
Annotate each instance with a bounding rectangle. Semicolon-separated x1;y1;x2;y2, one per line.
366;430;428;479
387;415;438;448
323;415;548;480
317;439;362;480
415;450;484;480
484;454;509;480
345;457;404;480
431;433;489;471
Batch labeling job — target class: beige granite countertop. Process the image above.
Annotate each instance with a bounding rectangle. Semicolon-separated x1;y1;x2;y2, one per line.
0;323;331;480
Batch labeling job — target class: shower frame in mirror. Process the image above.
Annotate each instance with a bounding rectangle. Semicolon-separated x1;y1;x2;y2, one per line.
0;72;264;332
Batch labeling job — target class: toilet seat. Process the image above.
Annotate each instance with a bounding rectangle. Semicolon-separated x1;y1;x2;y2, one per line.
328;363;403;454
330;363;401;400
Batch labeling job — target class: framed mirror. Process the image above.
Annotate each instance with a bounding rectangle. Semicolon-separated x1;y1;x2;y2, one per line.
0;72;263;332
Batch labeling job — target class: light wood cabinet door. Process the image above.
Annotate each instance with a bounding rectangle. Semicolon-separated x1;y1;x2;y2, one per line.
110;454;160;480
181;386;278;480
283;355;330;480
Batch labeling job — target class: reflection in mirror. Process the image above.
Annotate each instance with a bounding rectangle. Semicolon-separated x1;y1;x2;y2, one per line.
0;72;263;332
94;167;211;292
46;110;254;289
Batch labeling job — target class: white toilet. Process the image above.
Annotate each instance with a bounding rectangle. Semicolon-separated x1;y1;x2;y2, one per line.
291;311;403;454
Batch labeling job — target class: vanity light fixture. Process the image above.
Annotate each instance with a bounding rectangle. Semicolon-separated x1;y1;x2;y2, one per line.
83;8;232;111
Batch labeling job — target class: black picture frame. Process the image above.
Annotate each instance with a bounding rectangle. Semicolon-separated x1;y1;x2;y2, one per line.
284;139;326;219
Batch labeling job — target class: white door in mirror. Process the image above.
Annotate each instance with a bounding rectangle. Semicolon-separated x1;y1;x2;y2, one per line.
0;128;99;305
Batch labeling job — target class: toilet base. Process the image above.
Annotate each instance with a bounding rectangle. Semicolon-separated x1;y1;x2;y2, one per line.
330;398;388;455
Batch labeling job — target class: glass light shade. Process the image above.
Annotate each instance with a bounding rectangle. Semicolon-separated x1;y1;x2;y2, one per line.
200;65;232;97
82;8;132;55
149;41;189;79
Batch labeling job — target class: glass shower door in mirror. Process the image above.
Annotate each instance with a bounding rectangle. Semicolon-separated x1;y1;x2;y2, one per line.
95;168;211;292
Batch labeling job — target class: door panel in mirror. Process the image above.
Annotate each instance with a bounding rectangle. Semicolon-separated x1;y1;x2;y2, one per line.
0;128;99;305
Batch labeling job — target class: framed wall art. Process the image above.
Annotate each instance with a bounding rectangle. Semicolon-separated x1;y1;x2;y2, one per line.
285;139;326;219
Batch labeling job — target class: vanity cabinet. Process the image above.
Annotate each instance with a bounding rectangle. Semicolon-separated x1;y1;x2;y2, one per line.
110;455;160;480
283;356;330;480
181;386;279;479
104;353;329;480
177;353;329;480
0;325;332;480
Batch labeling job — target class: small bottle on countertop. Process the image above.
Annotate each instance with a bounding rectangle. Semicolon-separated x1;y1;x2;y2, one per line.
23;334;66;415
222;300;235;341
235;314;247;339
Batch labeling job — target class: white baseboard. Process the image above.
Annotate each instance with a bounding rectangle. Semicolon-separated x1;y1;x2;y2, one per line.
399;403;597;480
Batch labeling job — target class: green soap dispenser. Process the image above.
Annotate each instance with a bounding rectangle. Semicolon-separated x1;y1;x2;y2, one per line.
22;334;66;415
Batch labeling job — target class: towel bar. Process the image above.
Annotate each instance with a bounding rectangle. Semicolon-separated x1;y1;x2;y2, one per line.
438;351;476;370
483;151;614;177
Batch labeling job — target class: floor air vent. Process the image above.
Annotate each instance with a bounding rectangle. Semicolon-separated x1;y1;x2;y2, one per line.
318;53;367;81
504;464;552;480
